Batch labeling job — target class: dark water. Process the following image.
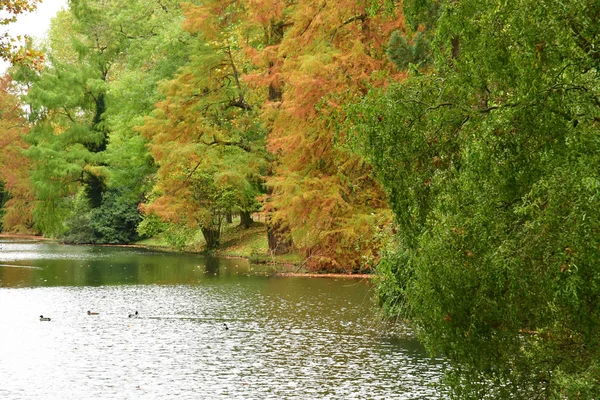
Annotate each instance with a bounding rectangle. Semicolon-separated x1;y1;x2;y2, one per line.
0;239;445;399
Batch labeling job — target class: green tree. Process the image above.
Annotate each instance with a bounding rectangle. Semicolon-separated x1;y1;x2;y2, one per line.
350;0;600;397
102;0;190;206
16;0;188;241
17;0;121;237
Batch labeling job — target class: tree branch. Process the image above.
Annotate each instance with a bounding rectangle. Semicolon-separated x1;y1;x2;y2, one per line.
202;135;251;152
300;3;327;37
330;13;367;41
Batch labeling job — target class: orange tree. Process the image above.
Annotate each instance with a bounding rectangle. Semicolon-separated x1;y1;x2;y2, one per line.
139;1;267;249
0;75;35;233
243;0;402;271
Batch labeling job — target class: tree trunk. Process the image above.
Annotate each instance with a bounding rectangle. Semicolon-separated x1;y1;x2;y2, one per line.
226;212;232;224
267;219;293;255
268;83;283;102
201;226;220;249
451;36;460;60
84;172;105;209
239;211;253;229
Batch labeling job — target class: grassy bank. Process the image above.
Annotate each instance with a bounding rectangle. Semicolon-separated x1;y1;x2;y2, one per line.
1;227;370;278
135;218;304;268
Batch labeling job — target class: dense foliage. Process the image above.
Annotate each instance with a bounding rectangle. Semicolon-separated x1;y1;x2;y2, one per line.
245;1;399;271
350;0;600;397
0;76;35;233
139;1;267;249
10;0;189;243
1;0;399;272
1;0;599;396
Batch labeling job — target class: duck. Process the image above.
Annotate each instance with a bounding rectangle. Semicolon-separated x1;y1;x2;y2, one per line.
128;311;138;318
39;315;51;321
87;310;99;315
222;323;229;331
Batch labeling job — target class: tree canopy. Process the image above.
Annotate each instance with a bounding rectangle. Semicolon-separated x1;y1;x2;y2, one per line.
11;0;189;242
0;0;599;395
138;0;267;249
0;0;404;271
0;76;35;233
349;0;600;397
244;0;401;271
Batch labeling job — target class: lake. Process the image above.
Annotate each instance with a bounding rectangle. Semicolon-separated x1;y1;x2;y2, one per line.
0;238;445;399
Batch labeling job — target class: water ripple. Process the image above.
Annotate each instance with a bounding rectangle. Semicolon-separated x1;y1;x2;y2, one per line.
0;282;445;399
0;240;445;399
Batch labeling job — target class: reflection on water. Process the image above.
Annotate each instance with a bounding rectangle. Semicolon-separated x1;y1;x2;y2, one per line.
0;239;445;399
0;240;257;287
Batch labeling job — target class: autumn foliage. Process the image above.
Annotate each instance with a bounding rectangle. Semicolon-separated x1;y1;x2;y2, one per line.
137;1;404;270
0;76;35;233
241;1;403;271
5;0;405;271
139;0;266;249
0;0;45;68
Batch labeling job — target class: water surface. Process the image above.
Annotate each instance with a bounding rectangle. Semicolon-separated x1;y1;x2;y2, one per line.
0;239;445;399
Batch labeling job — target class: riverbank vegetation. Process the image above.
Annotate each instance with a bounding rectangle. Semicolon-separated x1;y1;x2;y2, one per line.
0;0;398;274
0;0;599;397
349;0;600;398
136;215;302;266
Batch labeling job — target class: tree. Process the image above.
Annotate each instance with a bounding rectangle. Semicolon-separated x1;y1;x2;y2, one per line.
0;75;35;233
244;0;401;271
16;0;188;241
139;0;268;249
100;0;191;243
350;0;600;397
16;0;122;237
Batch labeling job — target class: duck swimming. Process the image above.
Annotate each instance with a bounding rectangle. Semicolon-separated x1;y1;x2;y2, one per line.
87;311;99;315
39;315;51;321
128;311;138;318
222;323;229;331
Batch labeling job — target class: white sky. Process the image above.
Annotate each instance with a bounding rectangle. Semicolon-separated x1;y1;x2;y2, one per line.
1;0;68;73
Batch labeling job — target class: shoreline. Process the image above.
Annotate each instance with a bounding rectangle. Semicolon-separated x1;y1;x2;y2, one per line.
272;272;372;279
0;233;51;240
0;233;373;278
